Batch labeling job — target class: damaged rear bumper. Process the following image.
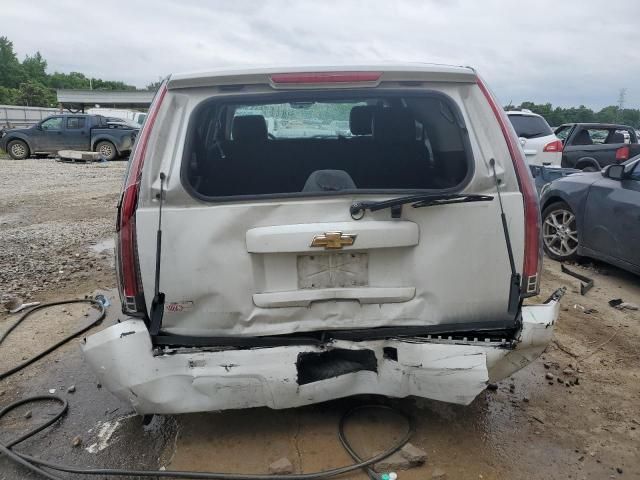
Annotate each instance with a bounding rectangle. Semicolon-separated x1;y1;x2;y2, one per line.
81;296;561;414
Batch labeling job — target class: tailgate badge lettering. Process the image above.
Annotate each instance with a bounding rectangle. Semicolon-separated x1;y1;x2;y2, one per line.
310;232;357;250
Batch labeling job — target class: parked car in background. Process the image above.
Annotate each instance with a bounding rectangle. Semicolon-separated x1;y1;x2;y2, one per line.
87;107;148;126
555;123;640;171
506;110;562;166
540;154;640;274
81;65;563;415
0;113;138;160
529;164;580;196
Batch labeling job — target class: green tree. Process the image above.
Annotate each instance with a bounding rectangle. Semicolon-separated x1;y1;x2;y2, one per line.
0;86;19;104
22;52;47;84
17;80;56;107
0;36;24;89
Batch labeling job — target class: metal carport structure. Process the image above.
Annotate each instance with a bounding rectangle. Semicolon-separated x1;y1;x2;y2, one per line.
56;90;155;111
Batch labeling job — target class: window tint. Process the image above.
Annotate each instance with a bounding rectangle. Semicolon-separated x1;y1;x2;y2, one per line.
508;115;552;139
605;129;632;144
41;117;62;130
587;129;608;144
66;117;86;129
555;126;572;141
234;102;366;138
183;92;472;199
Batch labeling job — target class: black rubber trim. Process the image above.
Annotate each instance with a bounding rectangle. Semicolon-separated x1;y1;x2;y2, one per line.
152;318;520;349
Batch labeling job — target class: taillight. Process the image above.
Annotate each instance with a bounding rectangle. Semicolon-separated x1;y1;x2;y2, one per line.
117;82;168;314
477;76;541;297
270;71;382;85
543;140;563;153
615;145;629;161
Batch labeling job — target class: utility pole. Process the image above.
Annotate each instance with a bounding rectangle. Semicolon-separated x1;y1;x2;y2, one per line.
617;88;626;122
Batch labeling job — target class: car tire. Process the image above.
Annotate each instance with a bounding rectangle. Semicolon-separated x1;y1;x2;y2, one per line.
94;141;117;161
7;140;30;160
542;201;579;261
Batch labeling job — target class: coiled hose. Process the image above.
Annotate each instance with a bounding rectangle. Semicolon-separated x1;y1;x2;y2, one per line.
0;300;414;479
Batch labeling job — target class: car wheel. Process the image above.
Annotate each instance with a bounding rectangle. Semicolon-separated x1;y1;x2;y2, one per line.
7;140;30;160
95;141;117;161
542;201;579;261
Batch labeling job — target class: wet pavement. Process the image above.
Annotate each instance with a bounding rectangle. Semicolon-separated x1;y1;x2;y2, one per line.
2;260;640;479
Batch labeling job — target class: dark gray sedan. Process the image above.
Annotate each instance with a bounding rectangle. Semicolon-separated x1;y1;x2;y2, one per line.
540;155;640;275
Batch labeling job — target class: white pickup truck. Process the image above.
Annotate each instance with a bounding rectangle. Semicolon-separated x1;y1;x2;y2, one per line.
82;65;563;414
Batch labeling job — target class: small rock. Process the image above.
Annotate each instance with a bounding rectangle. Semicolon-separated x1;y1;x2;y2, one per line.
543;363;551;369
509;384;516;392
563;368;574;376
557;377;564;383
616;467;623;474
96;383;102;389
67;385;76;393
268;457;293;475
486;383;498;391
374;452;412;472
574;377;580;385
72;436;82;447
545;372;554;380
48;389;56;394
523;397;530;403
432;467;447;479
24;410;32;419
400;443;427;465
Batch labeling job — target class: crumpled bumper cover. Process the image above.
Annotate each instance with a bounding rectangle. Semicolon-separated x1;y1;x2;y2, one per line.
81;299;560;414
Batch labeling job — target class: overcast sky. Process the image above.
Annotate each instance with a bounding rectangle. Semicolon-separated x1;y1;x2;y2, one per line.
2;0;638;109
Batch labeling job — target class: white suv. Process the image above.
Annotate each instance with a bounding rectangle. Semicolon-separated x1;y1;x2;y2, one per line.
82;65;563;414
507;110;562;166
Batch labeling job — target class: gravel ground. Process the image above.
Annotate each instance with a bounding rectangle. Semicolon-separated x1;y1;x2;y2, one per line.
0;155;639;479
0;157;125;302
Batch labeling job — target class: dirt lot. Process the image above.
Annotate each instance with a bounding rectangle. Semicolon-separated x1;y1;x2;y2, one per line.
1;157;639;479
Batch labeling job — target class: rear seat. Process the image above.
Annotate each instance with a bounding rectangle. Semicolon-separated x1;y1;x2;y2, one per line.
199;110;436;196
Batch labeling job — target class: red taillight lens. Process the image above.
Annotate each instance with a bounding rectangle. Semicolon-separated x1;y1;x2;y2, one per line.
615;145;629;161
117;82;168;313
543;140;563;153
270;71;382;85
477;76;541;297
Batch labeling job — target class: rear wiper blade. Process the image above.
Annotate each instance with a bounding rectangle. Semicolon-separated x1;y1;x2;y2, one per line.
350;193;493;219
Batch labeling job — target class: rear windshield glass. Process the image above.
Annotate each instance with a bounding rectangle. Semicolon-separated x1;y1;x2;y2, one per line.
183;91;472;199
508;115;552;139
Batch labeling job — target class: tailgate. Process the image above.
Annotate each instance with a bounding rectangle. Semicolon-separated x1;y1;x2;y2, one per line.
135;194;524;337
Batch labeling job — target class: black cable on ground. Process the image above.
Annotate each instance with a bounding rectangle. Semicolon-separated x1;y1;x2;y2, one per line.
1;400;412;480
0;300;414;479
0;298;106;380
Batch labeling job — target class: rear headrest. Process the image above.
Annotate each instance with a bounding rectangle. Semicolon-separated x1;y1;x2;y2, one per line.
373;109;416;143
573;129;593;146
610;132;625;144
349;106;375;135
232;115;267;143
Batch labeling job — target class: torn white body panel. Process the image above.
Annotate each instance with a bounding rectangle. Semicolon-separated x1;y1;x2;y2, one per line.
82;299;560;414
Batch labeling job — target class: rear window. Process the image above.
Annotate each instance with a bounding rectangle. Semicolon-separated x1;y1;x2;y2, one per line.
508;114;552;139
182;91;473;199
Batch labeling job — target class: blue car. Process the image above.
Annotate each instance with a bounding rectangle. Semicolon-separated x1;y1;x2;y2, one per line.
540;155;640;275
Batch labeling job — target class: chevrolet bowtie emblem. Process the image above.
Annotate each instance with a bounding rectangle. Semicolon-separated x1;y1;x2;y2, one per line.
310;231;357;250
